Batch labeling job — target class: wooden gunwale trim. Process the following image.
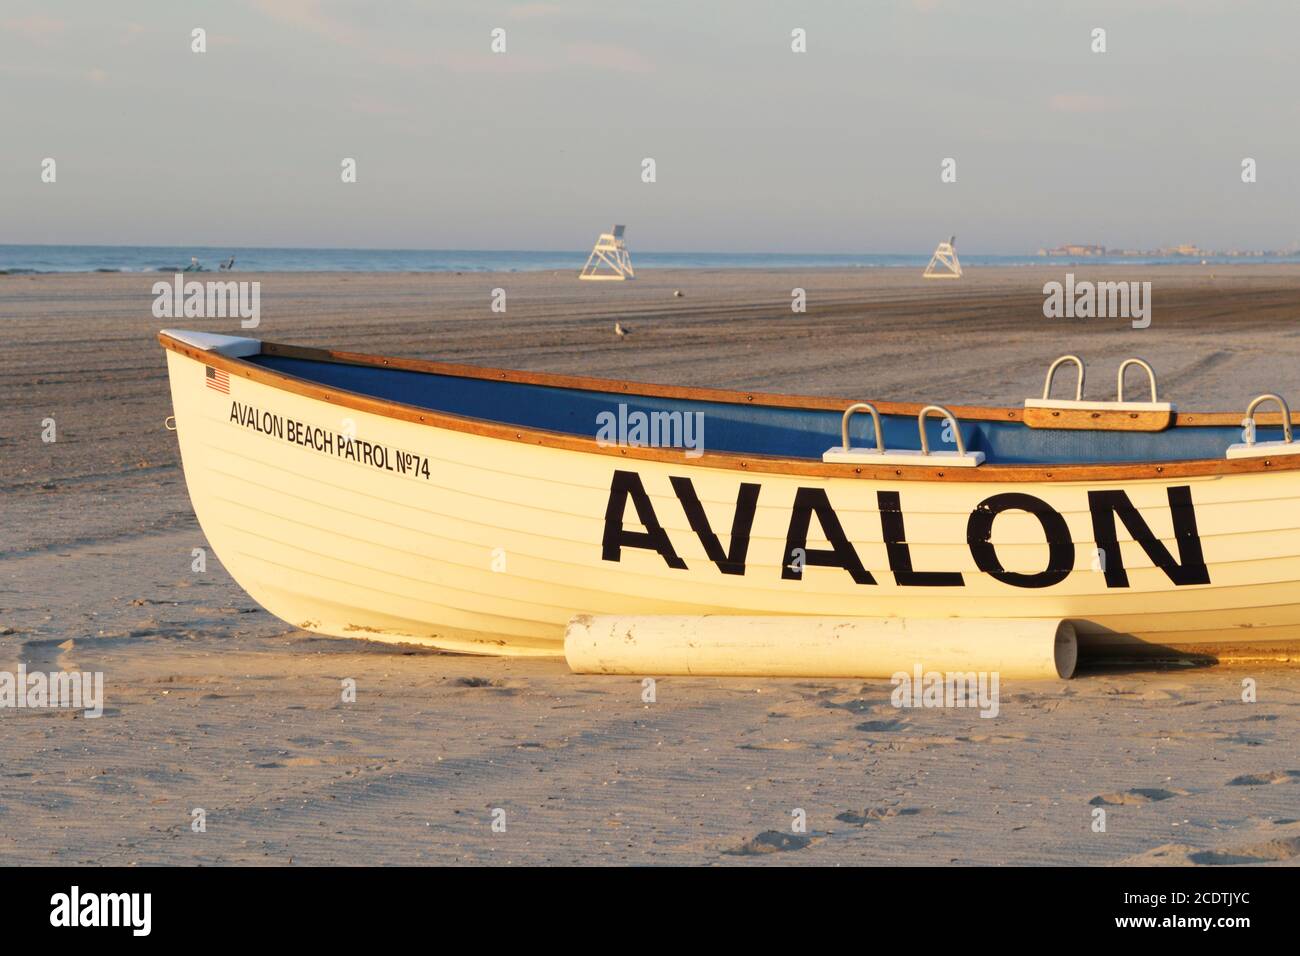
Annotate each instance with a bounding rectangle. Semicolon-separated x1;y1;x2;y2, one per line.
159;332;1300;483
257;340;1022;420
1022;407;1173;432
252;339;1300;429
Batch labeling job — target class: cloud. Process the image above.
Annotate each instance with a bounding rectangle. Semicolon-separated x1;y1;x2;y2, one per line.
248;0;355;46
1048;93;1110;113
438;42;653;76
438;51;551;74
346;94;406;116
1;15;65;41
508;3;567;18
248;0;428;68
246;2;651;75
564;42;654;74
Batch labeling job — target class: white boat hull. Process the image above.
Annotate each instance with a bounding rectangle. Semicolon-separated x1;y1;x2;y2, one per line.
165;347;1300;659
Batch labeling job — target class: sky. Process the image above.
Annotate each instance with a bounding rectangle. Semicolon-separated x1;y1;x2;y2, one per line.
1;0;1297;254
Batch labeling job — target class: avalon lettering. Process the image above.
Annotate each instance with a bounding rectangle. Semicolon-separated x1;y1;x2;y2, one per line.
967;492;1074;589
878;490;964;587
668;475;760;575
599;469;1210;590
781;487;876;585
1088;485;1209;586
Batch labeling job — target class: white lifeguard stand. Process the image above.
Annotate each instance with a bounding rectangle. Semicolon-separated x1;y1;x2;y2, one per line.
923;236;962;279
579;225;635;280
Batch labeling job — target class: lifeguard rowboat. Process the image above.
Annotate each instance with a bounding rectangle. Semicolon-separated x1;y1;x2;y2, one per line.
160;330;1300;660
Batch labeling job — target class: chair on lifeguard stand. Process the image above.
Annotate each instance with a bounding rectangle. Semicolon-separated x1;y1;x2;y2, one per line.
579;225;635;280
923;236;962;279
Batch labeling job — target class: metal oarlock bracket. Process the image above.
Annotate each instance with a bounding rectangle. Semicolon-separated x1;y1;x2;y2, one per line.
1226;393;1299;459
824;402;984;467
917;405;971;457
1116;357;1160;403
838;402;884;454
1041;354;1086;401
1024;355;1174;431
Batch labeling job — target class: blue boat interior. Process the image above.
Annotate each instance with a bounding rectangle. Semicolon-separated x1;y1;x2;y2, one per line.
250;354;1254;465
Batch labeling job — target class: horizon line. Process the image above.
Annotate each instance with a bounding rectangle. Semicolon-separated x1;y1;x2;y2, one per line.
3;241;1297;258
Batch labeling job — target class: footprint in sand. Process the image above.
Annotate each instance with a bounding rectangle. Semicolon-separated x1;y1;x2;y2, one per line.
1138;729;1267;747
1089;787;1188;806
836;806;926;825
722;831;816;856
1119;829;1299;866
818;696;878;715
1227;770;1300;786
253;755;354;769
855;719;909;732
454;677;525;693
1189;836;1300;866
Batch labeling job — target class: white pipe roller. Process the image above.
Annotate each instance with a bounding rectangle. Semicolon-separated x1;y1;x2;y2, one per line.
564;615;1077;680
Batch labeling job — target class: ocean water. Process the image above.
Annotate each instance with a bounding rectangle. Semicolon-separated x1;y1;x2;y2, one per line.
0;244;1295;274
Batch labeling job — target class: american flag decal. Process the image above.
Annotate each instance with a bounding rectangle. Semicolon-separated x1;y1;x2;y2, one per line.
205;366;230;394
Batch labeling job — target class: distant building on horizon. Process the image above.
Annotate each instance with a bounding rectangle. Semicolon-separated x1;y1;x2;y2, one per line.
1032;241;1295;258
1038;244;1106;257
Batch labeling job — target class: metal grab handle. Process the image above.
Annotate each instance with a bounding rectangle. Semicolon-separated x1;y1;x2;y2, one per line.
840;402;885;453
164;415;177;432
917;405;967;456
1243;394;1293;445
1116;358;1159;403
1042;355;1085;401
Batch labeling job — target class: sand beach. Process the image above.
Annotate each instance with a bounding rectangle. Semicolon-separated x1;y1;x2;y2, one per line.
2;265;1299;865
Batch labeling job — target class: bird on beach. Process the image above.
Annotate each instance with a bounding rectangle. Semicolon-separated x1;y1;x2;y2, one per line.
614;322;630;338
